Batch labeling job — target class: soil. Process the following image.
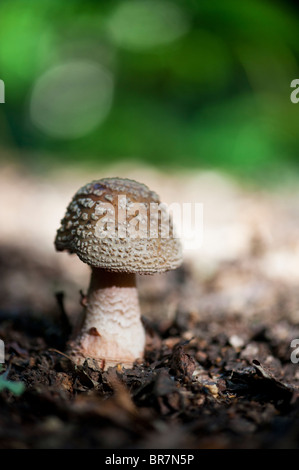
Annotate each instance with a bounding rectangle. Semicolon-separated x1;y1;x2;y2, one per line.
2;166;299;450
1;255;299;450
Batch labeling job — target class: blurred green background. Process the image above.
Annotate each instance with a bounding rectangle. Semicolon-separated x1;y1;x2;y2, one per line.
0;0;299;185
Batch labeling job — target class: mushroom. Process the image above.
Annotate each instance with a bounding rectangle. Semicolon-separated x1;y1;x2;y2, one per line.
55;177;182;369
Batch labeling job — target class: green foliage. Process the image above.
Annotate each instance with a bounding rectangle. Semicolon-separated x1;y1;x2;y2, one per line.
0;0;299;183
0;365;25;396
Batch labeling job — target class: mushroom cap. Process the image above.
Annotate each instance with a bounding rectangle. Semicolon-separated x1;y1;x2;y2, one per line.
55;177;183;274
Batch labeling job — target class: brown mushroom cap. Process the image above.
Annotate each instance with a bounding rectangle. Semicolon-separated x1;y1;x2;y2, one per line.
55;177;182;274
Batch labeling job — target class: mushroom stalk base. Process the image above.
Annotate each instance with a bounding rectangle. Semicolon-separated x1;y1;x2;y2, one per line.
68;269;145;370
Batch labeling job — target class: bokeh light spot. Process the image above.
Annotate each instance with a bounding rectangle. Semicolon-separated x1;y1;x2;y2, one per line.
29;61;114;139
106;0;190;51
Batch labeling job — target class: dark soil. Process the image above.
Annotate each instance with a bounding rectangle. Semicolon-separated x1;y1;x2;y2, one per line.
1;250;299;449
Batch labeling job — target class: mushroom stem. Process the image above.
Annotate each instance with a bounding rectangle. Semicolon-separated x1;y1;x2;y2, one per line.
69;268;145;369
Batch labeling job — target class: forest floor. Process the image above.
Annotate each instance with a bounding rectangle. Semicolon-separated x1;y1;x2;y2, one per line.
1;162;299;449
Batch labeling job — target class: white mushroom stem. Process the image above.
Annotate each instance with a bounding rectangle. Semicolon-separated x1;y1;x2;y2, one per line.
69;268;145;369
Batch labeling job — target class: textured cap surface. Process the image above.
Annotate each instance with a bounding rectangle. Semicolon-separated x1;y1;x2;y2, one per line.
55;177;182;274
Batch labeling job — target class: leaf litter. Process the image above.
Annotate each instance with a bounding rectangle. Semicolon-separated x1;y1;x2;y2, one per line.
2;219;299;449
